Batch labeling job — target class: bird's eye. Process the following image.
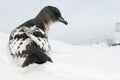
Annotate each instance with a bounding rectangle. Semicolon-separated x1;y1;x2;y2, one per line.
54;12;59;16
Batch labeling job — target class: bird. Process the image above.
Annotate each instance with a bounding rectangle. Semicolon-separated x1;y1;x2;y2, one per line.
8;6;68;67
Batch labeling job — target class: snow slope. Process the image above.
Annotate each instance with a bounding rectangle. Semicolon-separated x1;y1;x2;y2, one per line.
0;33;120;80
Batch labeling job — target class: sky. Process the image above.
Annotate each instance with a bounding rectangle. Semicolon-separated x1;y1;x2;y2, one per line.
0;0;120;44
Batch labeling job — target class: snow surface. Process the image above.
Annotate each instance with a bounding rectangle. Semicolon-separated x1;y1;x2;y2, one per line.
0;33;120;80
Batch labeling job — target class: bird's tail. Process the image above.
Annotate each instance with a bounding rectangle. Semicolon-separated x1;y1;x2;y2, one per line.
22;42;53;68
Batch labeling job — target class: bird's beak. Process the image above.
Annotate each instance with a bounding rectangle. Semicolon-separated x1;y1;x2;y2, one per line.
58;17;68;25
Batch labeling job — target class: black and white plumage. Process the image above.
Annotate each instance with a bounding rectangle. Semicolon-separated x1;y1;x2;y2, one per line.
8;6;68;67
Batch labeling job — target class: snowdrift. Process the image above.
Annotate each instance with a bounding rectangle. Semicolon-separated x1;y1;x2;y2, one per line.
0;33;120;80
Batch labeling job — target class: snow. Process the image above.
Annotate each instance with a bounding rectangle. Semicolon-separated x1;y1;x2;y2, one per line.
0;33;120;80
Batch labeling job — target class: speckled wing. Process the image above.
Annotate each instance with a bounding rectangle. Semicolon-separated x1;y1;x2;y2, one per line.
9;25;51;59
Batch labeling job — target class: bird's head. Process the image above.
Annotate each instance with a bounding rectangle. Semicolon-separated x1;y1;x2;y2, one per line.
35;6;68;26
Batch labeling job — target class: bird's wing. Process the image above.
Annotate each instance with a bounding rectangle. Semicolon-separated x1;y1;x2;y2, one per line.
25;28;50;52
26;32;41;46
